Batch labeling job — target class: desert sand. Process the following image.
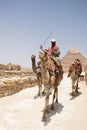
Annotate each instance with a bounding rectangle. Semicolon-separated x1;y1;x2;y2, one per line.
0;73;87;130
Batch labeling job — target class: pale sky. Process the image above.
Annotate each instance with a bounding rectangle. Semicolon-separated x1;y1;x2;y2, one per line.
0;0;87;67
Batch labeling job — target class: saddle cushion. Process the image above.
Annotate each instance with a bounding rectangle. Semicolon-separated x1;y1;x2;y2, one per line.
46;59;56;72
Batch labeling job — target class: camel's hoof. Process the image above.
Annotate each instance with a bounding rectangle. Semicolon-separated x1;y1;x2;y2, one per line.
42;117;47;122
75;90;78;93
42;114;47;121
72;92;76;96
42;91;46;96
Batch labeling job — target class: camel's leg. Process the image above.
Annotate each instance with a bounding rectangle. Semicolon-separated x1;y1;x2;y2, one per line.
55;87;58;103
37;80;42;96
72;83;75;96
34;78;42;99
42;88;49;120
51;89;55;110
72;80;74;95
42;89;46;96
76;76;79;93
42;109;47;121
45;94;49;113
51;87;58;110
72;80;76;96
42;95;49;121
72;86;75;96
85;74;87;85
36;75;42;96
85;79;87;85
75;80;78;93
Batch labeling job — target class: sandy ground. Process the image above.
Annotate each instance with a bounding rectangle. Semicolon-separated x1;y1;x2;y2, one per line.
0;73;87;130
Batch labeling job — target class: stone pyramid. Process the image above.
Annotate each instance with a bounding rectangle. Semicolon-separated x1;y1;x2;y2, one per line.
61;48;87;72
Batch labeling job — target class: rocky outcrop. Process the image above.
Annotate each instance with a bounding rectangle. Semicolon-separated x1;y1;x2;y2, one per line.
0;70;37;98
0;64;8;70
0;63;21;71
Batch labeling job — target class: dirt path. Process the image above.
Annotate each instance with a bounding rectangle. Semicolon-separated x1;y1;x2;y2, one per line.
0;73;87;130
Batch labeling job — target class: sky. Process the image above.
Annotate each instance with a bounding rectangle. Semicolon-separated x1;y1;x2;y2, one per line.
0;0;87;67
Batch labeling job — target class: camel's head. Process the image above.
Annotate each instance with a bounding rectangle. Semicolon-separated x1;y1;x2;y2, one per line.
31;55;36;62
39;49;48;61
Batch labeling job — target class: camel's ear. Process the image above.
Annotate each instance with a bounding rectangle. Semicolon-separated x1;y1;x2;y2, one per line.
44;49;48;54
32;54;35;57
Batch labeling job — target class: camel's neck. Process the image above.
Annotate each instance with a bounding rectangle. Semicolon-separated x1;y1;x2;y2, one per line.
70;65;78;79
31;58;37;73
40;58;48;79
41;59;47;72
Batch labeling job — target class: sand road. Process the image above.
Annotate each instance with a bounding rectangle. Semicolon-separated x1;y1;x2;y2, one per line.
0;73;87;130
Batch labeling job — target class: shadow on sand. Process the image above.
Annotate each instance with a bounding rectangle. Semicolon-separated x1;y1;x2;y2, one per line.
70;91;82;100
42;102;64;125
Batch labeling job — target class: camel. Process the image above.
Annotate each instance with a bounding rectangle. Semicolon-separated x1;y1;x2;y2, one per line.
84;63;87;85
39;49;63;121
67;62;80;96
31;55;43;97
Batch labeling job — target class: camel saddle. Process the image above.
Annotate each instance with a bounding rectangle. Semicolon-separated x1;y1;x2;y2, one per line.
46;58;63;81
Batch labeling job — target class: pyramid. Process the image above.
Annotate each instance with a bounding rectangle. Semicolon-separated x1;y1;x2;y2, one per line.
61;48;87;72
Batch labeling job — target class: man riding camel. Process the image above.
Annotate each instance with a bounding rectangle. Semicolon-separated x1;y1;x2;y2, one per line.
40;38;61;73
68;58;82;78
47;38;61;73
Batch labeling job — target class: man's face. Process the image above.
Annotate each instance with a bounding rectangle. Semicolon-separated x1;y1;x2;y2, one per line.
51;42;55;47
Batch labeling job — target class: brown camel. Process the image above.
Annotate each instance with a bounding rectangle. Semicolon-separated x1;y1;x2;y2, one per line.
31;55;43;97
39;49;63;121
67;62;80;96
